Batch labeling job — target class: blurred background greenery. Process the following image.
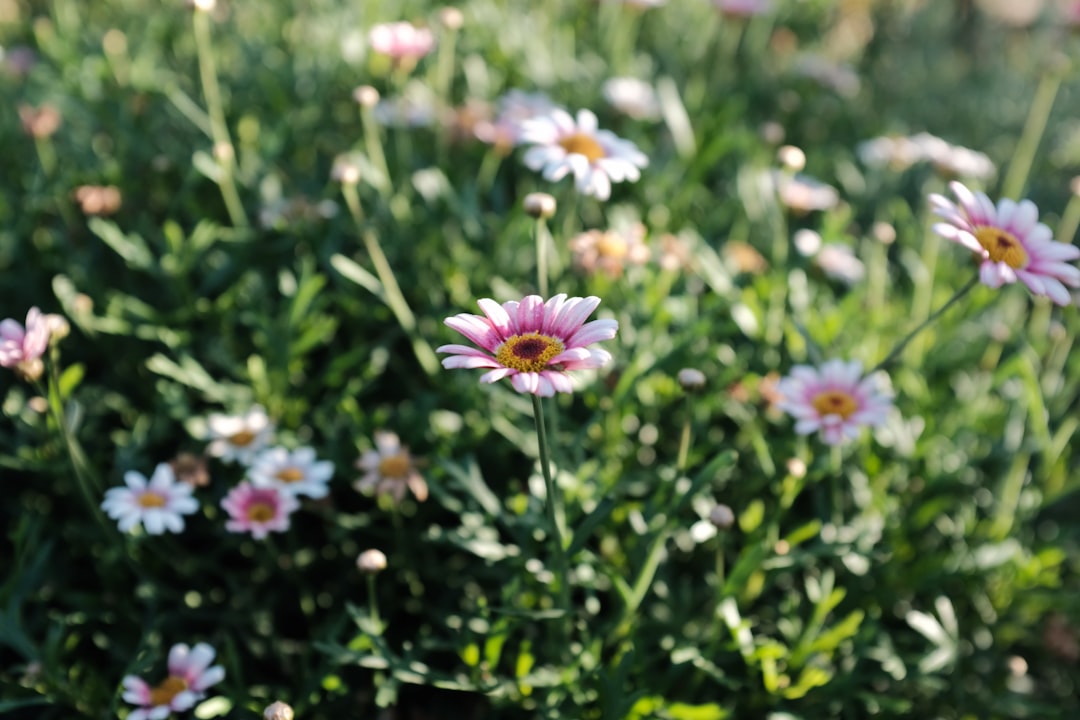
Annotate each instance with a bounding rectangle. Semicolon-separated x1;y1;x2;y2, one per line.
3;0;1080;717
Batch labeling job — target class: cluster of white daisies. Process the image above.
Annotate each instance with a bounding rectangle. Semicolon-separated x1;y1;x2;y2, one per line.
100;407;428;538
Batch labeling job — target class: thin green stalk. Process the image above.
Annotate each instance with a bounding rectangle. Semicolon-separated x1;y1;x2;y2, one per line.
341;183;440;376
1057;191;1080;244
192;8;248;228
535;217;550;298
676;395;693;472
869;274;980;374
532;395;570;641
366;574;382;632
1002;69;1063;200
360;104;392;195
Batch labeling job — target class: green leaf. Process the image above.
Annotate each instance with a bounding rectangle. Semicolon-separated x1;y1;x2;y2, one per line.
88;217;155;270
331;253;383;297
57;363;84;399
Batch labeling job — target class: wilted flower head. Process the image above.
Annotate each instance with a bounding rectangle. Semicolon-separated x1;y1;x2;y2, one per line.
121;642;224;720
602;77;660;120
73;185;122;216
438;294;618;396
474;90;559;152
169;452;210;488
569;224;651;277
520;109;648;201
0;307;50;373
221;482;298;539
101;463;199;535
368;21;435;65
354;431;428;504
776;360;892;446
677;368;707;391
206;406;274;465
930;181;1080;306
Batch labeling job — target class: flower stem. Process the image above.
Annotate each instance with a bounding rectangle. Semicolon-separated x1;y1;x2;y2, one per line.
532;395;571;638
361;105;392;196
1002;67;1063;200
366;574;382;633
869;274;980;375
534;217;550;298
676;395;693;472
341;183;440;376
192;8;248;228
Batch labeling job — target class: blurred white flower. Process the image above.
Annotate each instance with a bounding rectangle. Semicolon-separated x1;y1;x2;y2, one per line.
249;446;334;499
602;77;660;120
206;406;274;465
101;464;199;535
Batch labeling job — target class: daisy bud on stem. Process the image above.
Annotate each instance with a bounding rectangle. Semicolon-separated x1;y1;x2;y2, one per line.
357;549;388;633
524;193;557;296
263;701;294;720
676;368;705;471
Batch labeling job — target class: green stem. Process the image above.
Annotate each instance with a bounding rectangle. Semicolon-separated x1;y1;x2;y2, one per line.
1002;69;1063;200
676;395;692;472
532;395;570;639
366;574;382;633
869;274;980;375
1057;191;1080;245
192;8;248;228
535;217;550;298
361;104;392;196
341;183;440;376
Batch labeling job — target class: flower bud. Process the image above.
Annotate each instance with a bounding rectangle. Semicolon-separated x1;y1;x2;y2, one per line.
16;358;44;382
356;549;387;574
263;701;295;720
439;7;464;30
677;368;706;392
709;504;735;530
777;144;806;172
352;85;381;108
44;314;70;344
189;0;217;11
331;153;363;185
523;192;556;219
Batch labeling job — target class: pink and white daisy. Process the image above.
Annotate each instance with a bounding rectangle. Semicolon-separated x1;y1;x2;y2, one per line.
249;446;334;499
473;90;560;151
121;642;225;720
520;109;648;201
221;482;298;539
437;293;618;396
368;21;435;63
776;360;892;446
930;181;1080;306
354;431;428;505
0;306;50;369
101;464;199;535
206;406;274;465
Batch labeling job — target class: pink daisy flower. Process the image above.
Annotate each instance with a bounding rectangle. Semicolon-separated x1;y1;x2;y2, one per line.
0;306;50;369
121;642;225;720
930;181;1080;306
221;482;298;539
520;109;648;201
437;294;618;396
368;21;435;62
776;360;893;446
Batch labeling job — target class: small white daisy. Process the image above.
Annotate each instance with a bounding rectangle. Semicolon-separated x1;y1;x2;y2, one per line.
101;464;199;535
249;446;334;499
520;109;648;201
206;406;274;465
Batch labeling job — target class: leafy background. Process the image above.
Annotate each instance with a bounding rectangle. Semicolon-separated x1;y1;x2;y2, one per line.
2;0;1080;718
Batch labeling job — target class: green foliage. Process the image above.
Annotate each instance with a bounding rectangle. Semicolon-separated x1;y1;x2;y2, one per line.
3;0;1080;718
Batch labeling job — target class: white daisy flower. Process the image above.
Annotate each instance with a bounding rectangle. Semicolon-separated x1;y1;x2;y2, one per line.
206;406;274;465
249;446;334;499
520;109;648;201
101;464;199;535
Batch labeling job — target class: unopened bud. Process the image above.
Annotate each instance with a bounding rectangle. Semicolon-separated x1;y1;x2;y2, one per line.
677;368;706;392
189;0;217;11
212;141;234;162
523;192;556;219
777;144;806;172
44;314;70;344
439;7;464;30
709;504;735;530
263;701;294;720
786;457;806;479
353;85;380;108
356;549;387;574
16;358;44;382
331;153;363;185
28;396;49;414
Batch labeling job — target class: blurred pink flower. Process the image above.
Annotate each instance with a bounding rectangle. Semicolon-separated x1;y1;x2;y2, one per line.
776;360;892;446
221;482;298;539
569;225;651;277
714;0;772;17
520;109;648;201
438;294;618;396
354;431;428;504
0;307;50;369
121;642;224;720
369;21;435;62
931;181;1080;306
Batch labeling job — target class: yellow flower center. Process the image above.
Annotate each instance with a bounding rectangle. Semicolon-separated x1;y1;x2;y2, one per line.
494;333;566;373
559;133;606;163
378;454;412;479
148;675;188;707
229;430;256;447
137;492;167;509
275;467;305;483
974;226;1028;269
247;502;276;523
596;232;629;259
811;390;858;420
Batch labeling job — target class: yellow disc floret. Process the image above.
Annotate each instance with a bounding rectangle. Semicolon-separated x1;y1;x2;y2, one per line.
378;454;412;479
247;502;275;522
495;333;566;373
137;492;167;509
149;675;188;706
559;133;606;163
811;390;858;420
275;467;305;483
974;226;1028;269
